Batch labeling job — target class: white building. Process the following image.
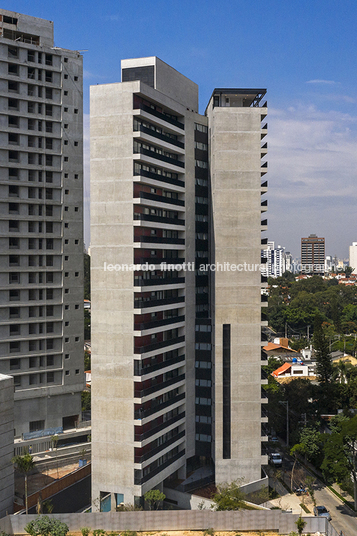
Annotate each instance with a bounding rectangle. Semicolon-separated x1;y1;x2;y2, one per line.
349;243;357;274
261;241;286;277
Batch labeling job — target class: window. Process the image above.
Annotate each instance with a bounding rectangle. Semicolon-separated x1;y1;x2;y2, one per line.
10;358;20;370
14;376;21;387
45;104;52;116
64;74;68;80
74;174;78;179
8;81;19;93
10;324;20;336
65;370;70;376
64;173;68;178
64;140;68;145
8;46;18;58
9;219;19;230
9;307;20;319
8;98;19;110
29;357;37;368
46;273;54;283
64;124;68;128
8;132;19;145
9;237;19;249
46;305;53;316
75;369;80;375
64;107;68;112
46;289;53;299
74;108;78;114
27;50;35;62
64;90;68;95
46;222;53;233
64;57;68;63
65;321;69;326
9;272;20;284
75;337;79;342
8;151;19;162
8;64;19;76
45;54;53;66
74;141;78;147
65;223;69;228
75;272;79;277
29;420;44;432
64;156;68;162
9;168;19;179
10;341;20;353
9;255;19;266
75;304;79;310
65;354;70;359
74;76;78;81
47;372;54;383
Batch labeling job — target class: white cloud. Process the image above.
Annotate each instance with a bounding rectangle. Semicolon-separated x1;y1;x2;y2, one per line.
306;79;338;85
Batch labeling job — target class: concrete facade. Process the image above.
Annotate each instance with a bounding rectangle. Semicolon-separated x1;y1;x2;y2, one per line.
90;58;268;508
0;373;14;517
0;10;85;437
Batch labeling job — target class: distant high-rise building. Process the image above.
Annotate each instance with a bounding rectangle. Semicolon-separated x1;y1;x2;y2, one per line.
261;241;286;277
90;56;268;509
0;10;85;437
301;234;325;274
349;243;357;274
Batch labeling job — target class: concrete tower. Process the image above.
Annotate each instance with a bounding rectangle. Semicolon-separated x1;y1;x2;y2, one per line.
0;10;85;437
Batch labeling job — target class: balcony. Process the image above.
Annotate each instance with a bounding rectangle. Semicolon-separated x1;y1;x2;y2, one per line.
134;354;185;377
134;335;185;354
134;296;185;309
134;373;185;398
134;448;185;485
134;256;185;265
134;236;185;245
134;391;185;419
134;213;185;226
136;103;184;130
134;315;185;331
135;124;184;149
134;411;185;441
135;147;184;168
134;167;184;188
135;191;184;207
134;430;185;464
134;277;185;287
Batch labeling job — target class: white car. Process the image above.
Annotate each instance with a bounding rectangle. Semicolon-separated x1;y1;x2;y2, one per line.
269;452;283;467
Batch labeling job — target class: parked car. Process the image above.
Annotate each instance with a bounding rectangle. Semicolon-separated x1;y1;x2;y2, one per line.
314;505;331;521
269;452;283;467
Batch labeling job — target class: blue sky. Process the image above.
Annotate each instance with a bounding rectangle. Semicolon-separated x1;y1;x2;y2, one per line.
6;0;357;258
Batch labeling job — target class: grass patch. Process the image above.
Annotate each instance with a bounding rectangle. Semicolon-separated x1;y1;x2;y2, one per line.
299;503;310;513
327;486;356;511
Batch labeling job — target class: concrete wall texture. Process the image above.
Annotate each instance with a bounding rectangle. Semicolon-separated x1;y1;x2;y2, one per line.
0;511;329;535
0;374;14;517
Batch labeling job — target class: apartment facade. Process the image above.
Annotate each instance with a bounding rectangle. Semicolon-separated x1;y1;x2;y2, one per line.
90;57;268;509
301;234;325;274
0;10;85;437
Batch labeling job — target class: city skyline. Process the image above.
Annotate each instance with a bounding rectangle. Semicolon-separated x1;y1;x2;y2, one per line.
3;0;356;258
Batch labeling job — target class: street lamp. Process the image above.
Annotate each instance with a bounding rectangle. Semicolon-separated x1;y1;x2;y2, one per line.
279;400;289;447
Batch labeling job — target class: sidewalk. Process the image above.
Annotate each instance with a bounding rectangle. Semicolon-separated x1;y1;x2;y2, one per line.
264;492;314;515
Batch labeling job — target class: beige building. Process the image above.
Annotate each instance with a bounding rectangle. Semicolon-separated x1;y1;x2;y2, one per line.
90;57;268;509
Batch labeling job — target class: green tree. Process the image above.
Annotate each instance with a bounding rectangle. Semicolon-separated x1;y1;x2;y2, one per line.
322;415;357;509
295;516;306;535
313;315;333;384
81;390;91;412
290;443;306;492
25;516;69;536
12;452;35;514
211;480;245;510
299;425;323;466
144;489;166;510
